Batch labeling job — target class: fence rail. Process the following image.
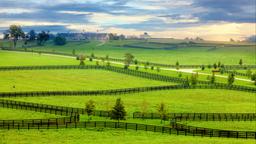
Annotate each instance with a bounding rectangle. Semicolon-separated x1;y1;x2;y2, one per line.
0;120;254;139
2;48;256;70
133;112;256;121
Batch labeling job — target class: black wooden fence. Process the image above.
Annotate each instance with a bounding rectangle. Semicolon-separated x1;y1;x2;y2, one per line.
0;84;255;98
0;120;255;139
133;112;256;121
0;99;110;117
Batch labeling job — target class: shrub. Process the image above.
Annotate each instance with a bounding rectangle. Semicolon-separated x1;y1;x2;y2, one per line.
228;73;235;85
135;66;139;70
111;98;126;121
54;36;66;45
151;66;154;70
85;100;95;120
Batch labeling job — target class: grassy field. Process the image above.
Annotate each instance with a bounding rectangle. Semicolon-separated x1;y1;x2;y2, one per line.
9;89;255;114
0;42;255;143
180;121;256;131
1;128;255;144
0;108;61;120
0;70;171;92
0;50;77;66
6;39;255;65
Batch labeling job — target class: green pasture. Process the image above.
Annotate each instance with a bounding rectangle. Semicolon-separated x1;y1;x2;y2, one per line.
0;128;254;144
180;121;256;131
0;69;171;92
7;39;255;65
0;108;61;120
9;89;255;114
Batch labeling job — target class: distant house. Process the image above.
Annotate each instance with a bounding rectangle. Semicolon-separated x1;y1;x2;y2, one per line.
57;32;109;41
140;32;151;39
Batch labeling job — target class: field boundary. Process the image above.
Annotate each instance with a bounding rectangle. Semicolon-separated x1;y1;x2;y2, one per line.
1;48;256;69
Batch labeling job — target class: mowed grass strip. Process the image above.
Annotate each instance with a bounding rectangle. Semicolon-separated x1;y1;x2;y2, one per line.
0;128;255;144
0;70;173;92
0;108;61;120
9;89;255;113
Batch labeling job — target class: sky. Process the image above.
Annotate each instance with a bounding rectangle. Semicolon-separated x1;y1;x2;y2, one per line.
0;0;255;41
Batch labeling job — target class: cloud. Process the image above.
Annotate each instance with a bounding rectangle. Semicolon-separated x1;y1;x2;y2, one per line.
0;0;255;41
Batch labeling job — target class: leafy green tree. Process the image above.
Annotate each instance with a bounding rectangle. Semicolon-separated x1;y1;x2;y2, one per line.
176;61;180;70
190;74;198;86
85;100;95;120
210;73;215;84
246;69;252;78
124;53;134;68
37;31;49;45
134;59;138;65
54;36;66;45
185;76;190;86
239;59;243;65
227;73;235;85
135;65;139;70
217;61;221;68
178;72;182;77
28;30;36;41
111;98;126;121
78;54;86;65
140;100;149;119
8;25;25;48
251;73;256;81
201;65;205;71
151;66;154;70
213;63;217;69
157;102;168;123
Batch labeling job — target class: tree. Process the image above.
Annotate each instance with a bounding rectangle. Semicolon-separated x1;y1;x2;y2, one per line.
124;53;134;68
37;31;49;45
176;61;180;70
246;69;252;78
85;100;95;120
185;76;190;86
201;65;205;71
28;30;36;41
227;73;235;85
78;54;86;65
156;67;160;72
111;98;126;121
8;25;25;48
140;100;149;119
251;73;256;81
3;31;9;40
54;36;66;45
239;59;243;65
210;73;215;84
217;61;221;68
190;74;198;86
178;72;182;77
213;63;217;69
134;59;138;65
151;66;154;70
135;65;139;70
157;102;168;123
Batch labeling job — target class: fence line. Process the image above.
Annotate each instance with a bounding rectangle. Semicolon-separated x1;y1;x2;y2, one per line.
133;112;256;121
0;84;255;98
2;48;256;70
0;120;254;139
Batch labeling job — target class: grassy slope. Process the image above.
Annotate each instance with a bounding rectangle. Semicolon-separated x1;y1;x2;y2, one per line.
10;89;255;114
1;129;255;144
0;108;60;120
14;39;256;65
0;50;77;66
181;121;256;131
0;70;171;92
